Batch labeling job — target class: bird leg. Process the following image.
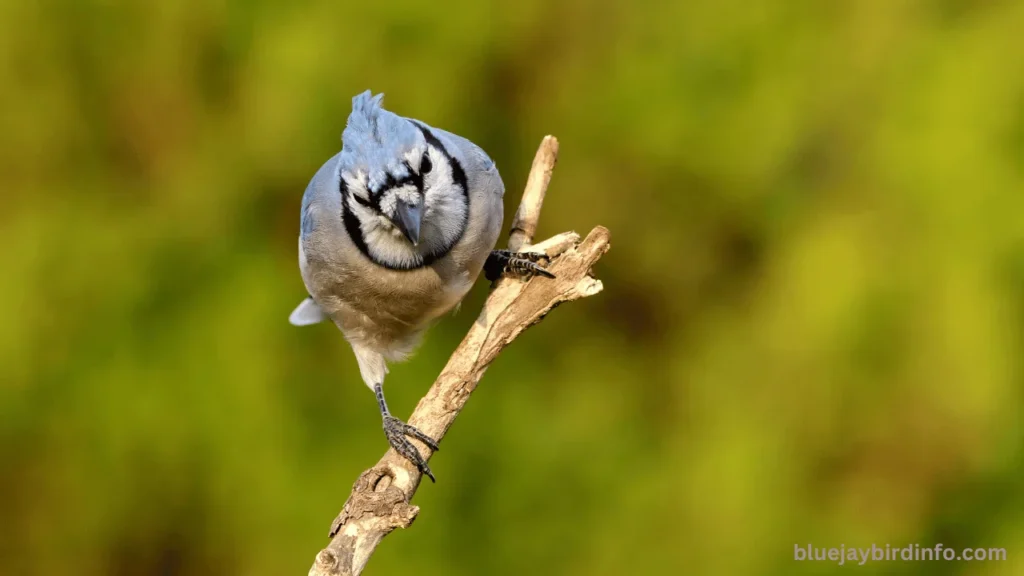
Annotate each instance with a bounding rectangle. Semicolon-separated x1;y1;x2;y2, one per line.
374;383;439;482
484;249;556;282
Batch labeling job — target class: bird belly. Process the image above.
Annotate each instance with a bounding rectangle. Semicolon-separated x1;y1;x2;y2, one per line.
312;264;470;362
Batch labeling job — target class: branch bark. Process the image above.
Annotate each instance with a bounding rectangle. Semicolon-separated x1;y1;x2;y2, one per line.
307;136;611;576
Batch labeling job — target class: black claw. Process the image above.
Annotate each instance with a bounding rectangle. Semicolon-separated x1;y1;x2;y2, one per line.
383;415;438;482
528;263;556;279
421;464;436;483
485;249;556;281
402;422;441;452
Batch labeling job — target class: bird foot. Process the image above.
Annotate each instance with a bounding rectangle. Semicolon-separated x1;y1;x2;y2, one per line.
383;415;439;482
484;249;556;282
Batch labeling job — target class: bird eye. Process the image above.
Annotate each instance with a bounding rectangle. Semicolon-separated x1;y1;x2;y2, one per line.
351;193;371;208
420;153;432;175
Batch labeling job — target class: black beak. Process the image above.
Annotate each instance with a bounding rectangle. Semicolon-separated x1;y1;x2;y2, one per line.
392;199;423;246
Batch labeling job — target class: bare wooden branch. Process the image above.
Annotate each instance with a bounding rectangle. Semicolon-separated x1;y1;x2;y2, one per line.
307;136;610;576
508;135;559;252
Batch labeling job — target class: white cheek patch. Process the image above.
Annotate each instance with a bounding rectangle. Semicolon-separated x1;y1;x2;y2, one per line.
350;200;378;227
422;153;468;246
362;223;420;268
422;147;443;188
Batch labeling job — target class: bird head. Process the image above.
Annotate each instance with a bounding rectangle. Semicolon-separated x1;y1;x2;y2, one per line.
337;91;469;269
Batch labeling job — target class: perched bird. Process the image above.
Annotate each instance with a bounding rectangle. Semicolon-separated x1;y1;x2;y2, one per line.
290;91;554;481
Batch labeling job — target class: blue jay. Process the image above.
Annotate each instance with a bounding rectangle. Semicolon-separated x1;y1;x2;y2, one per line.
291;91;553;480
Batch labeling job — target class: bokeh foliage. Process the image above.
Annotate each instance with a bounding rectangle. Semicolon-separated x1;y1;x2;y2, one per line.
3;0;1024;574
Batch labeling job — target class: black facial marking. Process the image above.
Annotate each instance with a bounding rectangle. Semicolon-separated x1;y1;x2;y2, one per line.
352;192;372;208
412;122;469;201
370;163;425;201
340;177;373;259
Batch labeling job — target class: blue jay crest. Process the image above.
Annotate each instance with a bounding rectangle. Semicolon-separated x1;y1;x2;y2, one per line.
340;91;422;194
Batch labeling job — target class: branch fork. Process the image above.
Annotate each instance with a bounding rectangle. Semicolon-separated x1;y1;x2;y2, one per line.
309;136;611;576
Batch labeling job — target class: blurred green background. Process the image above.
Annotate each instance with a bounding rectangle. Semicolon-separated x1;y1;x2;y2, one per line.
3;0;1024;574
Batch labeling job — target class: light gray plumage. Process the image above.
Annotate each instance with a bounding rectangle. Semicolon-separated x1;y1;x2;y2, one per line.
290;91;509;481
